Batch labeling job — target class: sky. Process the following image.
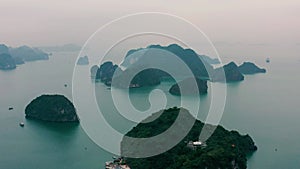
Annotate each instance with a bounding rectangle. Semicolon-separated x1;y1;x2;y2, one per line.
0;0;299;58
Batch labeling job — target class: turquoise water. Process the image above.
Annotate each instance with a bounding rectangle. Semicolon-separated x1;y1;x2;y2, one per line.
0;51;299;168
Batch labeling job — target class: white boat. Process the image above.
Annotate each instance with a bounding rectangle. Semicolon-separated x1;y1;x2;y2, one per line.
19;122;24;127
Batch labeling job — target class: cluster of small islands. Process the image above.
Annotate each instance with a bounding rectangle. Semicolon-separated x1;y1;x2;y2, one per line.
91;44;266;96
0;44;49;70
23;94;257;169
1;43;266;169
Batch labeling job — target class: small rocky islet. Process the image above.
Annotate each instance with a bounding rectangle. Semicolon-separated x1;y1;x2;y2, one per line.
77;55;89;65
25;94;79;122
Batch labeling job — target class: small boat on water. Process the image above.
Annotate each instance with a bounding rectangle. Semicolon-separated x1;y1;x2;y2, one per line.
266;58;270;63
19;122;25;127
8;107;13;110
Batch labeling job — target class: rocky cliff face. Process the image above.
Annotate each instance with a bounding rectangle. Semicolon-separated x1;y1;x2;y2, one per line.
25;95;79;122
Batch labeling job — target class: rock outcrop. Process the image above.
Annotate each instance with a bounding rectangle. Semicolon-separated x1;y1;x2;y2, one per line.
238;62;266;74
77;56;89;65
25;95;79;122
212;62;244;82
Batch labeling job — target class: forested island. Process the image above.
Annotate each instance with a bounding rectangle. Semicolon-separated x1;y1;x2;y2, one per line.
92;44;213;87
25;94;79;122
121;107;257;169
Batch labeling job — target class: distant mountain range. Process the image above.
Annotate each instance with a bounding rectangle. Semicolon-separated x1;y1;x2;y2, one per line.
0;44;49;70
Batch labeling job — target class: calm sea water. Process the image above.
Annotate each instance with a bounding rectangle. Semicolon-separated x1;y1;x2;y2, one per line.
0;51;299;169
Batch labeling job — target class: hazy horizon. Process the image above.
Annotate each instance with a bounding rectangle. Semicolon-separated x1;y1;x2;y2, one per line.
1;0;299;45
1;0;300;59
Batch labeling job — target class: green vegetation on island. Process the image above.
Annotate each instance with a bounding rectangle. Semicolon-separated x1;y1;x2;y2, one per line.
25;94;79;122
121;107;257;169
94;61;119;86
92;44;214;87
